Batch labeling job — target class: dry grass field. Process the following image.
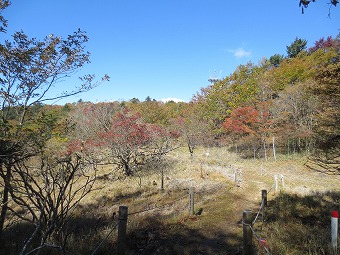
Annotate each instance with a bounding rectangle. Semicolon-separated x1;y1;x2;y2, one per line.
3;147;340;255
65;146;340;255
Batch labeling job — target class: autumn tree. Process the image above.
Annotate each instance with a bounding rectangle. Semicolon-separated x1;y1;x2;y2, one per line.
8;118;96;254
310;51;340;162
270;82;318;155
222;106;259;136
129;100;169;125
170;103;212;157
222;105;272;159
192;62;262;137
0;2;108;252
308;36;335;53
69;101;120;140
93;109;176;176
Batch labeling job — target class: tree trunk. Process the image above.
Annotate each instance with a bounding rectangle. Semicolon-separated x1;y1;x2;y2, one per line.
263;138;267;161
0;162;12;241
272;136;277;160
287;140;290;156
161;168;164;191
123;161;132;176
188;143;194;159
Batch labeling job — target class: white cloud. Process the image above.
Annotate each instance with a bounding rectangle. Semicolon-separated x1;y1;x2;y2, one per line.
228;48;251;58
160;97;184;103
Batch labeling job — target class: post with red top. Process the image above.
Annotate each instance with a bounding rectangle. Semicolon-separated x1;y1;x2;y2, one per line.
331;211;338;255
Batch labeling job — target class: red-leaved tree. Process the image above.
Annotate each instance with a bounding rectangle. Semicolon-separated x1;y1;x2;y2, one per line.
222;105;272;159
74;109;176;176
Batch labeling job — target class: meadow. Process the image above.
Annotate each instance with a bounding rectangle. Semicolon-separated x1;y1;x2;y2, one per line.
13;146;336;255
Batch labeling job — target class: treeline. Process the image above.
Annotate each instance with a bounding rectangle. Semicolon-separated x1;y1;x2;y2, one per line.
50;35;339;161
26;34;339;164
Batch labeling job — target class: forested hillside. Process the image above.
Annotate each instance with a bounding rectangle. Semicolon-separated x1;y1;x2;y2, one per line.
192;36;340;170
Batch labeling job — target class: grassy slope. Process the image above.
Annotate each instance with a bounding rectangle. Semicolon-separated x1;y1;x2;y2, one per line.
3;147;340;254
72;147;340;255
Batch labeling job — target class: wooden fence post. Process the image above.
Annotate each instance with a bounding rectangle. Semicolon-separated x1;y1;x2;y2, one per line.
261;189;267;208
117;206;128;255
243;210;255;255
262;189;267;220
189;187;194;215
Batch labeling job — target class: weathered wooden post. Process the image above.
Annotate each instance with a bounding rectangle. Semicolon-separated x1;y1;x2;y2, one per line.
189;187;194;215
243;210;255;255
261;190;268;209
261;189;267;220
117;206;128;255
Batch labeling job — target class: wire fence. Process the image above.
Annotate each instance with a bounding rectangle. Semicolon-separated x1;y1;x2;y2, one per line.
90;221;119;255
242;174;285;255
128;193;188;216
90;173;284;255
90;183;229;254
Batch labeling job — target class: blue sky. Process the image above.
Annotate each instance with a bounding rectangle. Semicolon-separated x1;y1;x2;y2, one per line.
3;1;340;104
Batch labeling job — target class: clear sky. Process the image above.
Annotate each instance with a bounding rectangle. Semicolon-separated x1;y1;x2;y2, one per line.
2;1;340;104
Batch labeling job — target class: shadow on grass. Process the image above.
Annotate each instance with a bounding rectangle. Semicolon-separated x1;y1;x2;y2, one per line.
125;214;242;255
1;200;243;255
262;191;340;255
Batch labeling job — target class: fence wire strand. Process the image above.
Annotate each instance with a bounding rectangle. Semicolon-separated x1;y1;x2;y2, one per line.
128;193;188;216
249;224;272;255
242;221;272;255
91;186;221;254
252;198;264;225
91;183;235;254
241;177;281;255
267;183;275;194
128;184;227;217
91;221;119;255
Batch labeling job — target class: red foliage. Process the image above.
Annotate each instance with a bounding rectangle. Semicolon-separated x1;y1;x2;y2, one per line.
87;109;174;150
308;36;335;53
222;105;272;140
222;106;260;135
98;110;150;147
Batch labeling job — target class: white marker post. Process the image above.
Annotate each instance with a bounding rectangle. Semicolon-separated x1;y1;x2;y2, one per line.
331;211;338;255
280;174;285;190
274;175;278;193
